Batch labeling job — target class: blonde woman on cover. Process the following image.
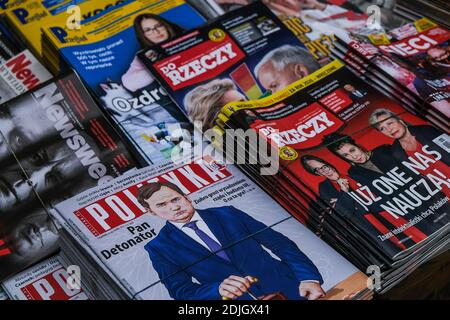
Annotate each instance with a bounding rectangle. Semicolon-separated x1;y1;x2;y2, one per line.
184;79;246;132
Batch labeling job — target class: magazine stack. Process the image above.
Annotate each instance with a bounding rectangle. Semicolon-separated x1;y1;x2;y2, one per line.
137;1;450;294
330;17;449;131
2;254;90;300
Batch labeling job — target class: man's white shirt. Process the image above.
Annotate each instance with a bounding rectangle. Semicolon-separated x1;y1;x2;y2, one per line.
172;211;223;251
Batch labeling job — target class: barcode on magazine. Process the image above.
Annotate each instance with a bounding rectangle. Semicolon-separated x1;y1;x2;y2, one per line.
433;134;450;153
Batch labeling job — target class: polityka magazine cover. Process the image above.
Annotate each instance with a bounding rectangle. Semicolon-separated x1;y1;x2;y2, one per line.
53;155;369;300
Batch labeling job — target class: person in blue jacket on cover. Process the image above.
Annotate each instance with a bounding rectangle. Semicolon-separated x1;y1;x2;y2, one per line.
138;181;325;300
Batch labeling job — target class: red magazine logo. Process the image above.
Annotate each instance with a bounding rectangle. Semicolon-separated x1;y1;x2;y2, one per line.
21;268;83;300
379;27;450;57
5;52;40;90
75;160;232;236
254;103;344;150
154;34;245;91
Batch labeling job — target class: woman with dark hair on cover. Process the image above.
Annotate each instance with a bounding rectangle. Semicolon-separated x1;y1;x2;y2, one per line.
301;155;408;251
322;133;431;244
369;108;450;199
122;14;185;92
134;13;184;47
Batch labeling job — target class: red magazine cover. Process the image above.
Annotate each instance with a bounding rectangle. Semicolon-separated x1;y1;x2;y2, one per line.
219;60;450;260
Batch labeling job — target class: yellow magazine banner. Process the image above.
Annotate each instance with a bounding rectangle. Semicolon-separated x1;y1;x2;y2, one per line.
414;17;438;33
4;0;128;56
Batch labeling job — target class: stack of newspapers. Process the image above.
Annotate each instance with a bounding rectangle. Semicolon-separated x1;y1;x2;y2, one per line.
330;17;450;131
0;0;448;300
394;0;450;29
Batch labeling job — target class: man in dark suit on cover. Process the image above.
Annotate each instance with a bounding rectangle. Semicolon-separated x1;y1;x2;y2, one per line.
138;181;324;300
343;84;367;102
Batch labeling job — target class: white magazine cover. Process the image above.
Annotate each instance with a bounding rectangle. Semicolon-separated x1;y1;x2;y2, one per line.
54;156;369;300
2;255;89;300
0;49;52;104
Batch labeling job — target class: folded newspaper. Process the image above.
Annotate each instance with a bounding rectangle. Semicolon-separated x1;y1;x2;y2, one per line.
52;155;371;300
1;254;89;300
42;0;207;165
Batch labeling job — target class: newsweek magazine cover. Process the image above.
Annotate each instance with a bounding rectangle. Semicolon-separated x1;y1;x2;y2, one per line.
0;72;138;280
187;0;407;64
53;156;370;300
214;60;450;285
42;0;207;165
1;255;89;300
335;18;450;121
139;1;321;133
3;0;131;59
0;49;52;104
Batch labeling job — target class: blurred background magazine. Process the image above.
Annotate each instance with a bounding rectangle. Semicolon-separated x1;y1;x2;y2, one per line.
332;18;450;125
187;0;408;64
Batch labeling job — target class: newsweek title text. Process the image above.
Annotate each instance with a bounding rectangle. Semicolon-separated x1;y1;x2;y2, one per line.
32;81;114;184
5;52;41;90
